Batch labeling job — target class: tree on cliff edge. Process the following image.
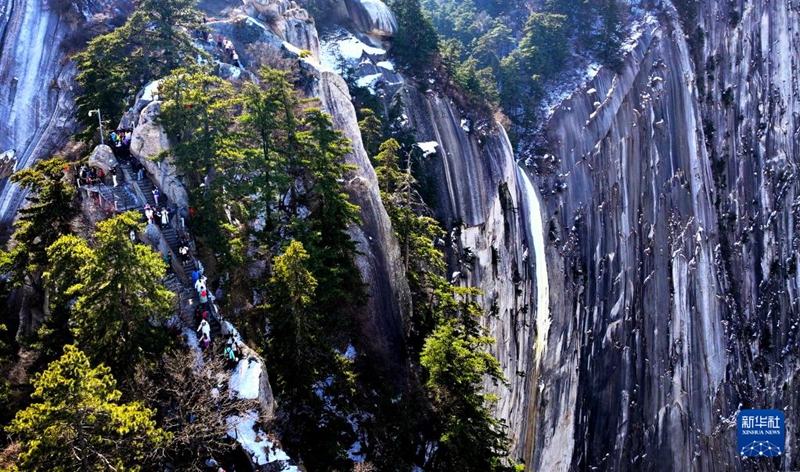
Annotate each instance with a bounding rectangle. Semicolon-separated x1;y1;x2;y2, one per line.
390;0;440;71
420;289;516;471
47;212;174;376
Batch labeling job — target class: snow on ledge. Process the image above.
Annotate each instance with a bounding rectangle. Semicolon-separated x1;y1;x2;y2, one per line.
229;356;262;399
227;410;299;470
416;141;439;157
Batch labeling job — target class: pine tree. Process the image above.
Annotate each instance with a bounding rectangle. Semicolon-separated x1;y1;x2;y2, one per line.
263;239;319;400
261;240;358;470
47;212;174;374
5;345;168;471
74;0;204;140
239;66;298;237
518;12;568;82
158;68;239;258
296;108;364;311
5;157;77;359
8;157;76;283
390;0;440;71
420;290;512;471
357;108;383;158
373;139;446;348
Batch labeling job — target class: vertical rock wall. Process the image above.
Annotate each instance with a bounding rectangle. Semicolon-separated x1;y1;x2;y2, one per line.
0;0;78;232
528;1;800;470
401;86;540;460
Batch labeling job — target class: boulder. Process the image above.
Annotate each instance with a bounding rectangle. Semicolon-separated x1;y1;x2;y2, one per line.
129;101;189;208
129;101;172;160
87;144;118;173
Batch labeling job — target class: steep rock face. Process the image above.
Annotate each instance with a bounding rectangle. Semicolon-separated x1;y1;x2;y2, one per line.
129;101;189;208
344;0;396;38
209;13;411;365
400;86;540;456
0;0;79;231
528;2;800;471
275;8;319;58
243;0;320;57
312;69;411;364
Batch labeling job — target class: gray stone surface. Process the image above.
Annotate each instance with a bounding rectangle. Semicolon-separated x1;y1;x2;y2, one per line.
129;101;189;208
87;144;118;173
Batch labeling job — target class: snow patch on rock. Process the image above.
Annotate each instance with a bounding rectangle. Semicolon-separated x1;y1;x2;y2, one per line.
416;141;439;157
320;28;386;73
227;410;299;469
229;357;263;400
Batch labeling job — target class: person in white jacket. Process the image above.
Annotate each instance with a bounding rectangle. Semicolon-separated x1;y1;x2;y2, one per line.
197;319;210;340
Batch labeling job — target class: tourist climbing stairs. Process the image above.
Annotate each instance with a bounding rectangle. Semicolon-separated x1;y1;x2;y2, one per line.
115;156;226;346
136;176;158;207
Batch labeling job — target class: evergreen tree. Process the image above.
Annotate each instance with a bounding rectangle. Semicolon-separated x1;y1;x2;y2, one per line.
8;157;76;283
390;0;440;71
5;157;77;360
74;0;204;140
261;240;357;470
373;139;446;348
138;0;203;71
296;108;364;312
518;12;568;82
471;22;515;71
592;0;625;70
263;239;319;400
158;68;239;259
357;108;383;159
420;290;512;471
5;345;168;471
47;212;174;374
239;66;298;237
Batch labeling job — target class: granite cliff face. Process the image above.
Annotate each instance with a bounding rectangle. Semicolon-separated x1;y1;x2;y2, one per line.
525;1;800;470
1;0;798;468
0;0;80;232
400;86;541;452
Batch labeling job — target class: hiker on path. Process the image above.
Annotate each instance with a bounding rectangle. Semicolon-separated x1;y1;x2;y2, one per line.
160;207;169;227
197;318;210;340
153;188;160;206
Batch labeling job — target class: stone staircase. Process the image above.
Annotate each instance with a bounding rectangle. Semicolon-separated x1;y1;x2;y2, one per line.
136;175;158;207
115;158;224;342
109;184;139;211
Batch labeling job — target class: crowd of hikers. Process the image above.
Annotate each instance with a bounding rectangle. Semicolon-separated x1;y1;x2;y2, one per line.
77;129;240;368
193;18;242;68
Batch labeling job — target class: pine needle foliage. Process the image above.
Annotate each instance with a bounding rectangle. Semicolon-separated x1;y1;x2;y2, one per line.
46;212;175;375
5;345;168;471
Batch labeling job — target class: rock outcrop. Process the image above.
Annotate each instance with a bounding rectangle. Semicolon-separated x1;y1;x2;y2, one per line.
87;145;118;174
0;0;80;231
129;101;189;208
219;15;411;366
272;7;320;58
399;86;540;455
344;0;397;38
313;69;411;364
242;0;320;57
